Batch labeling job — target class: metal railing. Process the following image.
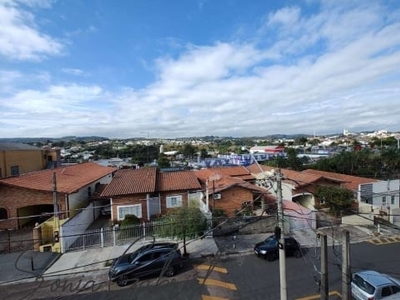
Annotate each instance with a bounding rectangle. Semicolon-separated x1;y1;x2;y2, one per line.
63;220;178;252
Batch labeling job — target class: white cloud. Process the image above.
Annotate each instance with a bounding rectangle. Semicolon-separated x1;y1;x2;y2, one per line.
1;0;400;138
267;6;301;27
61;68;86;76
0;0;63;60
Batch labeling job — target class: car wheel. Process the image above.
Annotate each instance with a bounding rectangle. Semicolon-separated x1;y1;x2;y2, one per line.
294;250;302;258
266;253;275;262
165;266;175;277
116;274;129;287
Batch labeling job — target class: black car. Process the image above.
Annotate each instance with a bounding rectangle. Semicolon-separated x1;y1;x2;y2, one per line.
254;235;301;261
108;242;183;286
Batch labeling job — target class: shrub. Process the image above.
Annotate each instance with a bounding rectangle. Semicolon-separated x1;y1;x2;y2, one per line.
120;214;141;227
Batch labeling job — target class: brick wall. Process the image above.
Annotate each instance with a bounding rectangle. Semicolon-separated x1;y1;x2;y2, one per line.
159;190;189;214
111;191;192;222
213;186;254;216
111;194;147;222
0;185;66;230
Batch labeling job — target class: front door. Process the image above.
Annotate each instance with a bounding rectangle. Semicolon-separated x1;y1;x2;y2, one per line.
147;197;160;219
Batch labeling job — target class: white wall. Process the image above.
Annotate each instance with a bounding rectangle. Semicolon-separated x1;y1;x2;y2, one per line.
67;174;114;214
60;202;95;253
342;214;373;226
359;180;400;209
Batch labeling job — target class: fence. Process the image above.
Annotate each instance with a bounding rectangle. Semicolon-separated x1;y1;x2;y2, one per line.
0;228;34;254
63;219;199;253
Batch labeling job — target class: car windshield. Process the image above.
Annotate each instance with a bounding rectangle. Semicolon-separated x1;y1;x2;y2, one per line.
117;245;148;264
264;236;277;245
353;274;376;295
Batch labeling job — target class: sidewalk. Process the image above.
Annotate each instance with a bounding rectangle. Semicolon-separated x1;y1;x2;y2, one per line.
43;237;219;278
1;224;397;285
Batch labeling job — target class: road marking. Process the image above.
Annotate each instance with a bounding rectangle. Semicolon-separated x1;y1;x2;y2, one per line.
296;290;341;299
197;278;237;291
202;296;229;300
368;235;400;245
196;264;228;274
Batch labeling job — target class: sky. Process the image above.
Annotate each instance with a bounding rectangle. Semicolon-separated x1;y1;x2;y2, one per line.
0;0;400;139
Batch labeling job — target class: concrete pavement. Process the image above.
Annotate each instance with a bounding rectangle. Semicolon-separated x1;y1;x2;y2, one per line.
43;236;219;278
1;223;399;285
0;250;60;284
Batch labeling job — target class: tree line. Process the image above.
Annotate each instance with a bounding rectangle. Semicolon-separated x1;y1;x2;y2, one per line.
264;147;400;180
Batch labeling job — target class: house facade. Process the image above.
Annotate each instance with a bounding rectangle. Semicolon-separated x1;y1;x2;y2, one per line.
0;142;61;179
249;145;285;155
192;167;273;216
358;179;400;209
0;162;117;229
100;168;203;222
246;164;379;210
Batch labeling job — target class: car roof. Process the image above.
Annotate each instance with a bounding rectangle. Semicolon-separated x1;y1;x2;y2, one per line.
267;235;297;241
355;270;397;287
151;242;178;248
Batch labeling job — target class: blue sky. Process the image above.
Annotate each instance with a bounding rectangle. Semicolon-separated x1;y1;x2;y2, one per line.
1;0;400;139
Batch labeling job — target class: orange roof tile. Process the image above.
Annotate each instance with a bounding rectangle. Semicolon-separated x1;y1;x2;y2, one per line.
193;166;255;182
193;168;270;195
157;171;201;191
302;169;379;191
0;162;117;194
246;164;344;188
101;168;157;197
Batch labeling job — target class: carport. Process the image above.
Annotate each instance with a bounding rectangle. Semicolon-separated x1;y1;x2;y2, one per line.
17;204;53;228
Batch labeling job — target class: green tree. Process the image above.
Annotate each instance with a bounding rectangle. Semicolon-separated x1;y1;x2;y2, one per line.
263;156;289;168
285;148;303;171
315;186;355;214
181;143;197;159
200;148;209;159
157;153;170;168
159;206;206;256
381;148;400;179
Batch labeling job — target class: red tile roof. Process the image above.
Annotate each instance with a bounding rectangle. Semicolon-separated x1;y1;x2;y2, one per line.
302;169;379;191
193;166;255;182
0;162;117;194
193;168;270;195
101;168;157;197
246;164;343;188
101;168;202;197
157;171;201;191
247;164;380;193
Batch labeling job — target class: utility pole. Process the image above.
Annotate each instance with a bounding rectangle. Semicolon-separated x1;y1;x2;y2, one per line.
342;230;351;300
212;180;215;213
276;169;287;300
52;172;60;245
320;232;329;300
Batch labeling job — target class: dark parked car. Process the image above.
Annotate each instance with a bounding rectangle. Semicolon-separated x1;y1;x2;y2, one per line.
254;235;301;261
108;242;183;286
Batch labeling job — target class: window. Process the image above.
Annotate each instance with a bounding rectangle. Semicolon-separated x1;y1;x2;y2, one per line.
382;196;386;205
10;165;19;176
117;204;142;220
0;208;7;220
138;253;153;263
381;286;392;297
391;195;395;205
166;195;182;208
353;274;375;294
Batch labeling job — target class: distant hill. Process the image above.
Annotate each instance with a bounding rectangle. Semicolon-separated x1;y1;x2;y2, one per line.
0;136;109;144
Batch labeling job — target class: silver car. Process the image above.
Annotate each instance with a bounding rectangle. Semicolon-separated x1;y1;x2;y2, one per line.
351;270;400;300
